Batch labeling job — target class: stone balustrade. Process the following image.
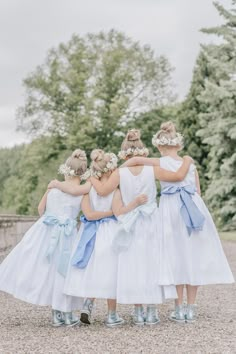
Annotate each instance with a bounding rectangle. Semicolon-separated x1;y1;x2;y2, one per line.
0;214;38;262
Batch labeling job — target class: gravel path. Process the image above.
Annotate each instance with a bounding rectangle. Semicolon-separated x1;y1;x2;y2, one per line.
0;241;235;354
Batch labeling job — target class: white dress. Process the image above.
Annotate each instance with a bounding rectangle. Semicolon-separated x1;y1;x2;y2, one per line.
64;187;119;299
0;189;83;312
159;156;235;285
116;166;177;304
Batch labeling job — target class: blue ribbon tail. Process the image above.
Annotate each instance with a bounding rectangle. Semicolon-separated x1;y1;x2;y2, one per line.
71;221;97;269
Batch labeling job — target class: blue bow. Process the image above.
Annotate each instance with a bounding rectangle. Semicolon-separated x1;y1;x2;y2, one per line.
161;185;205;235
43;215;77;277
112;202;157;253
71;215;116;269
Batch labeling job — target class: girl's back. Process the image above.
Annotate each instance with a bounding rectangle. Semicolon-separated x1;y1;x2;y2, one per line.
159;156;196;188
45;188;82;219
89;187;114;212
119;166;157;205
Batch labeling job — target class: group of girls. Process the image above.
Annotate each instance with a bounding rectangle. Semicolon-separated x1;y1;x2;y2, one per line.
0;121;234;328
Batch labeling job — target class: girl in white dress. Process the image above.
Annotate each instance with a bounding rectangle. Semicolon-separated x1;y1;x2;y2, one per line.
90;130;193;325
122;122;234;323
0;149;91;327
50;150;147;327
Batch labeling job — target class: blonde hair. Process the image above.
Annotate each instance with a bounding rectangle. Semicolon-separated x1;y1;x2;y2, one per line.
90;149;118;178
65;149;87;176
90;149;111;173
119;129;149;159
152;121;184;149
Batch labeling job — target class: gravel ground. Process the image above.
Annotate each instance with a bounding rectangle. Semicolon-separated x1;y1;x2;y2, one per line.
0;241;235;354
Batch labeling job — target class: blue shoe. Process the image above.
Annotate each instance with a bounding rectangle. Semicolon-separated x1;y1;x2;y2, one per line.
80;299;94;325
185;304;196;323
146;305;160;325
133;305;145;326
63;312;80;327
169;305;185;323
105;311;125;328
52;310;64;327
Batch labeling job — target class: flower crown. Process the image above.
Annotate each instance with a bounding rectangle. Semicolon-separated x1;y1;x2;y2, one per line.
58;164;88;181
152;133;183;148
82;153;118;180
58;164;79;177
118;147;149;160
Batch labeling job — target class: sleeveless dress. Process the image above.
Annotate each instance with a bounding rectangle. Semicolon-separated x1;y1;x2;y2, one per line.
116;166;177;304
159;156;234;285
64;187;119;299
0;188;83;312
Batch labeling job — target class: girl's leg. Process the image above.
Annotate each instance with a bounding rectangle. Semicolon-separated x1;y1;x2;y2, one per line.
107;299;116;312
106;299;124;327
185;285;198;322
186;285;198;304
170;285;185;323
175;284;184;306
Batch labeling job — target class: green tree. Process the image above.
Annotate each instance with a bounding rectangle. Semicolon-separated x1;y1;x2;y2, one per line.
177;51;211;193
17;30;174;154
197;1;236;230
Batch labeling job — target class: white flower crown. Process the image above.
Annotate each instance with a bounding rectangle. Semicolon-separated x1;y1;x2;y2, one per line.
58;164;89;181
152;133;184;148
118;147;149;160
58;164;79;177
84;153;118;179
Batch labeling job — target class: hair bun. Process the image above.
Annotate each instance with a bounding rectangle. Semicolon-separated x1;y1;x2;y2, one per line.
72;149;87;161
126;129;141;142
90;149;104;162
160;121;176;134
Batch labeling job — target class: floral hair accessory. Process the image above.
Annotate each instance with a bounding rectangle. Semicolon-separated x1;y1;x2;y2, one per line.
91;153;118;179
118;147;149;160
152;133;183;148
58;164;79;177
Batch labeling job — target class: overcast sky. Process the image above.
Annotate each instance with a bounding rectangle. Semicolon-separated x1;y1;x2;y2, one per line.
0;0;232;148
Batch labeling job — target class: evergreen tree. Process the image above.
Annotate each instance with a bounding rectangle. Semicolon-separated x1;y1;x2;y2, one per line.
197;1;236;230
177;51;211;193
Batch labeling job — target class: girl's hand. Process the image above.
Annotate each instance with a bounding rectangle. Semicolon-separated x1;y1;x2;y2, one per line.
48;179;59;189
135;194;148;206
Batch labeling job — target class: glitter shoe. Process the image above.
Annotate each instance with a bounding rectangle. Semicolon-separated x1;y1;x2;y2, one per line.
52;310;64;327
146;305;160;325
80;299;94;325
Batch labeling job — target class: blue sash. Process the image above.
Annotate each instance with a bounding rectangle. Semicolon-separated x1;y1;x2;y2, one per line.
71;215;116;269
161;185;205;235
43;215;77;277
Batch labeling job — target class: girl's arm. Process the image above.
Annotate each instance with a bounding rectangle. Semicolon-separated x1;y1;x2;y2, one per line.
121;157;160;167
112;189;148;217
154;156;193;182
47;180;91;196
90;169;120;197
38;190;49;217
195;169;201;195
81;194;113;221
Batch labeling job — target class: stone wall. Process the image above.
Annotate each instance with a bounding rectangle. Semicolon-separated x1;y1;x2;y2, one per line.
0;215;38;262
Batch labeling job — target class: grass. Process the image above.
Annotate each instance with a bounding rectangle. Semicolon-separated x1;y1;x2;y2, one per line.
220;231;236;242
